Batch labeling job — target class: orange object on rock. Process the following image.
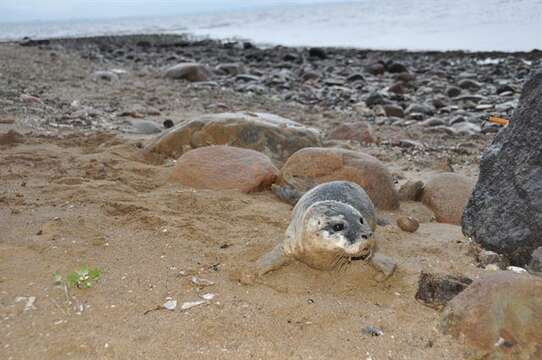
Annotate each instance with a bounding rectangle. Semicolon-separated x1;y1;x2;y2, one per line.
488;116;510;126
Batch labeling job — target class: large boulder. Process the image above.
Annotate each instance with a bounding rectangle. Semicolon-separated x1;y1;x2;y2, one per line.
422;173;475;225
143;112;322;163
170;145;278;193
278;147;399;210
462;69;542;266
164;63;210;82
441;272;542;359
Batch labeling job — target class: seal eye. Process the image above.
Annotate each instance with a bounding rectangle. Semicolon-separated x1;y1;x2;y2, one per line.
359;217;364;224
332;223;344;232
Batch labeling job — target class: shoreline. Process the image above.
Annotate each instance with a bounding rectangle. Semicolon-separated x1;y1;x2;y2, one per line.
4;33;542;59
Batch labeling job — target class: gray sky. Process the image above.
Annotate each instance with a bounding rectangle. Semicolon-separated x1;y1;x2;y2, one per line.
1;0;353;23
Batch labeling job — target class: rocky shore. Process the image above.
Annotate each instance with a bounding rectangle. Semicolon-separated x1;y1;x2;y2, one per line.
1;34;541;359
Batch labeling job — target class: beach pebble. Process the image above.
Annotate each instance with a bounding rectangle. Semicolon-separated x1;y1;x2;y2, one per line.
397;216;419;233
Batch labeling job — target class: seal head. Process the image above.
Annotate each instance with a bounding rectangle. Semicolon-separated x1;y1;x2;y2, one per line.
286;200;375;270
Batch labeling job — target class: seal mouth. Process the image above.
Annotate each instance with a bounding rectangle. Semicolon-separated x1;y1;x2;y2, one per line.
351;248;373;261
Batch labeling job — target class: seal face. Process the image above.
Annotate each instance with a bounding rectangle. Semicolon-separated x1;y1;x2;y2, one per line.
258;181;383;275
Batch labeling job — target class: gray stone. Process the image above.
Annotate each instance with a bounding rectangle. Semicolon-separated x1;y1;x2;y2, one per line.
365;92;386;107
445;86;462;98
528;247;542;274
462;68;542;266
164;63;210;82
458;79;482;91
405;103;433;115
415;272;472;310
383;104;404;118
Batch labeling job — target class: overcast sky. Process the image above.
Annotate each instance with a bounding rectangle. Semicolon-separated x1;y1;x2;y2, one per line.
1;0;355;23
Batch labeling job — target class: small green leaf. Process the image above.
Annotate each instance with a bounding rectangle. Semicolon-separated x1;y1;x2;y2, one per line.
53;272;63;285
67;272;80;288
88;268;101;280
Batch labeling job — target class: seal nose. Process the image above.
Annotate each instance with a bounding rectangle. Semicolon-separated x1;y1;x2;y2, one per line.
361;232;373;240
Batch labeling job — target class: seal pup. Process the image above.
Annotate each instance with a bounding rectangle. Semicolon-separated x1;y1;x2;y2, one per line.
258;181;396;279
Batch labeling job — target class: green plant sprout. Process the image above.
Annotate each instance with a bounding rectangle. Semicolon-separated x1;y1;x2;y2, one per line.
53;265;102;289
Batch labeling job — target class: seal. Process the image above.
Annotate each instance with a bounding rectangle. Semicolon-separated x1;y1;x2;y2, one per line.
258;180;397;278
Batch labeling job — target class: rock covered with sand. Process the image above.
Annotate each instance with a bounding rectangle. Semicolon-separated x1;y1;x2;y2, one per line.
143;112;322;163
278;147;399;210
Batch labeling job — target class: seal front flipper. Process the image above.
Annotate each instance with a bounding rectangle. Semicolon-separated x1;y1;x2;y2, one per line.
271;184;302;205
369;252;397;281
257;243;291;276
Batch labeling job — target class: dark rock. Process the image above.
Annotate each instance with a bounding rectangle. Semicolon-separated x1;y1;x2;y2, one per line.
458;79;482;91
301;71;320;82
308;47;327;59
432;95;450;109
394;72;416;82
235;74;261;82
388;81;405;94
528;247;542;274
383;104;404;118
365;92;386;107
441;272;542;359
366;63;385;75
445;86;462;98
386;62;408;73
415;272;472;310
462;69;542;266
163;119;174;129
496;84;515;95
405;103;433;115
346;73;365;82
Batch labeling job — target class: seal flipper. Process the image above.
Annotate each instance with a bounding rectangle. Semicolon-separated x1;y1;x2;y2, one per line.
258;243;291;276
271;184;302;205
368;252;397;281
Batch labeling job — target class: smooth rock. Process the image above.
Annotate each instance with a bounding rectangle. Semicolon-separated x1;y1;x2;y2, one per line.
278;147;399;210
383;104;404;118
164;63;210;82
366;63;385;75
91;70;119;82
398;180;424;201
422;173;475;225
462;69;542;266
170;145;278;193
405;103;433;115
397;217;419;233
441;272;542;359
327;122;375;144
528;247;542;274
143;112;322;163
122;120;162;135
458;79;482;91
216;63;245;76
445;86;462;98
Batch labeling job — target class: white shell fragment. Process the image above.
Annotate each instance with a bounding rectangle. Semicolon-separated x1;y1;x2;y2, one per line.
163;299;177;311
191;276;215;286
507;266;527;274
200;293;216;301
15;296;36;311
180;300;207;311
